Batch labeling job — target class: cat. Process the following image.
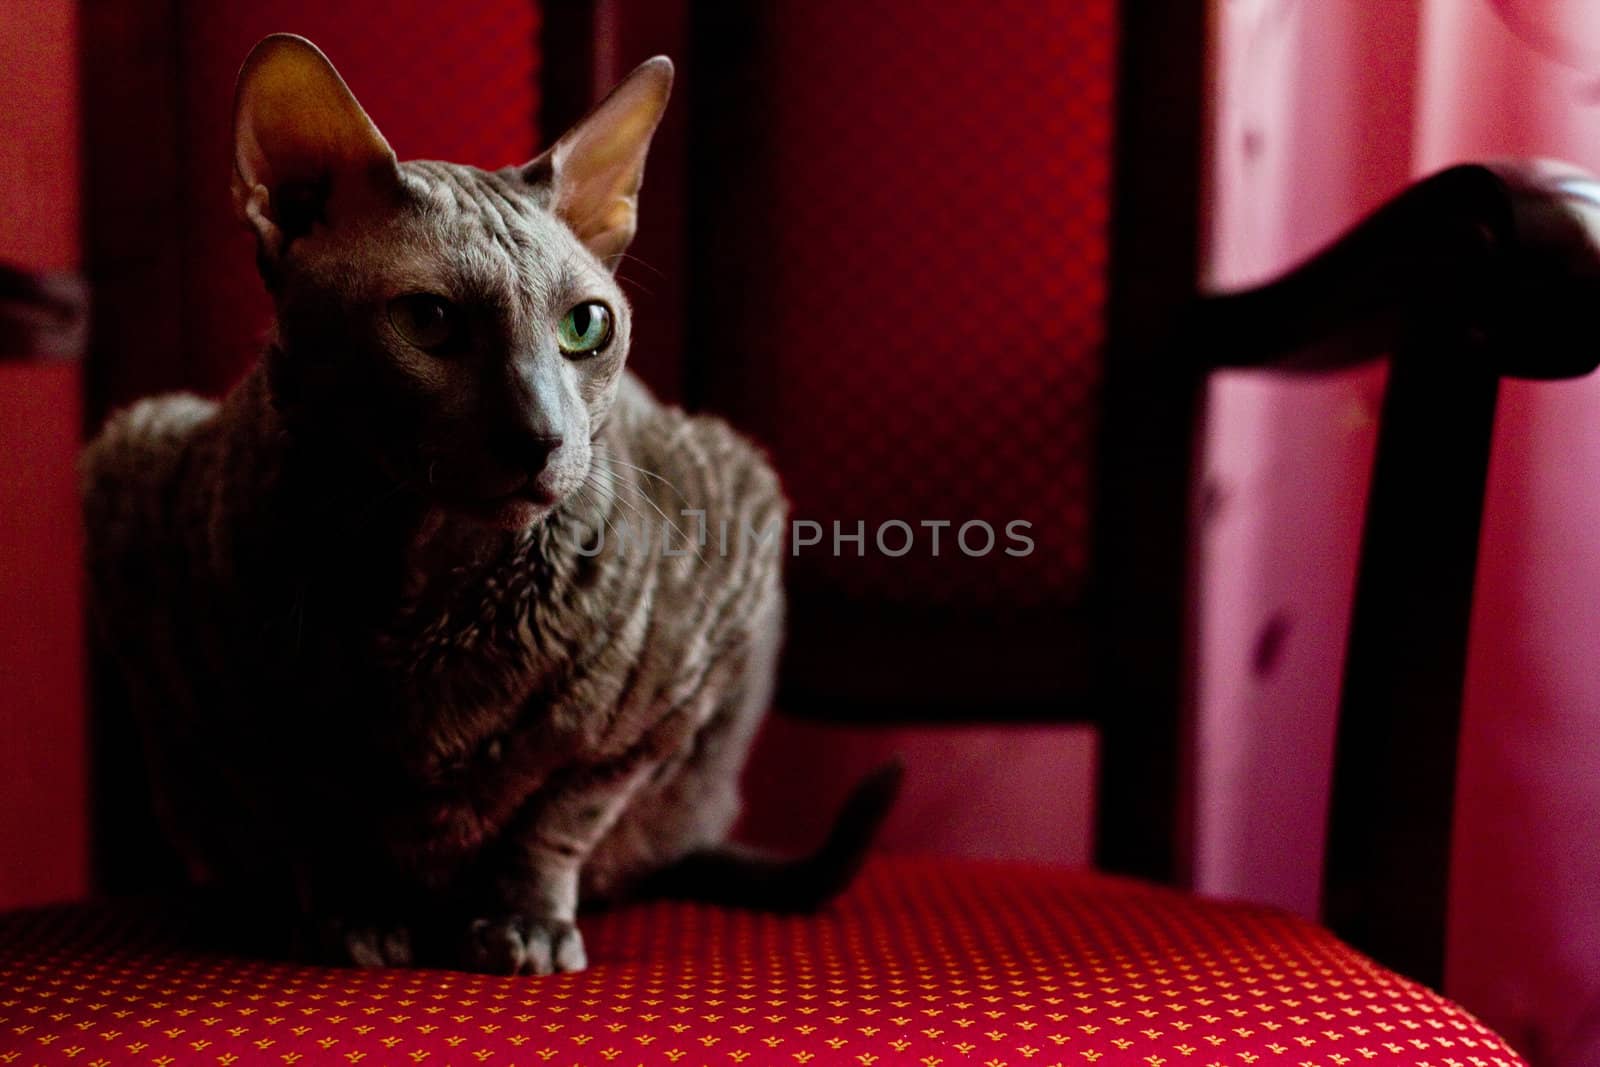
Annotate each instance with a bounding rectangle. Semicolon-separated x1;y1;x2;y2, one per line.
82;33;898;975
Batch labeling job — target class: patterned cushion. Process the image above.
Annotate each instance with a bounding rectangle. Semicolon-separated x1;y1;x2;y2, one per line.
0;857;1521;1066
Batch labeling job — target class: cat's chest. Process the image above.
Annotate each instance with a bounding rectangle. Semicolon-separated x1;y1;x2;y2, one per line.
382;539;671;776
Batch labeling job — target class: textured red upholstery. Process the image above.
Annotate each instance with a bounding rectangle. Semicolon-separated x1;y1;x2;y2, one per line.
725;3;1114;609
0;857;1521;1066
0;364;85;911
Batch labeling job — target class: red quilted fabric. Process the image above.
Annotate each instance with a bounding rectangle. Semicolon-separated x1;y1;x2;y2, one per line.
0;857;1522;1066
724;2;1114;609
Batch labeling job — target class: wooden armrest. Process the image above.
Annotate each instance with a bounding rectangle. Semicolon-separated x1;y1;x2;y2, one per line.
1192;161;1600;382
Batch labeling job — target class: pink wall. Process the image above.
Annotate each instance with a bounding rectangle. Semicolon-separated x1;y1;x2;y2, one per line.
1418;5;1600;1061
1201;1;1600;1061
1197;0;1411;918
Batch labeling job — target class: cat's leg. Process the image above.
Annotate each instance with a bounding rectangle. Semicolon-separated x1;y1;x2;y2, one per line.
461;756;665;975
113;671;409;966
581;605;780;899
461;694;711;975
316;915;417;968
586;602;901;912
295;852;435;968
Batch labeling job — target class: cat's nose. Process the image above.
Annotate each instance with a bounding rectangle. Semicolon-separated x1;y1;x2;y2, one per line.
496;431;564;474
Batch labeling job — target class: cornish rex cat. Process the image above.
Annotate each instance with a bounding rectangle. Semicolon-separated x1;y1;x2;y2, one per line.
83;34;897;975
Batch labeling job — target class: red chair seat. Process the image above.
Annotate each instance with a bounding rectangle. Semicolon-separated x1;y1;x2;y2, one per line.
0;856;1521;1066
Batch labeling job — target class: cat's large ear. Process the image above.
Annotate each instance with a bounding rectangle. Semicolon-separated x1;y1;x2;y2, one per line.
523;56;673;262
231;34;401;262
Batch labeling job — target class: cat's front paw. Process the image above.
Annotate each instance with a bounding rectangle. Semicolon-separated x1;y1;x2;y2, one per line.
315;917;415;968
464;915;587;975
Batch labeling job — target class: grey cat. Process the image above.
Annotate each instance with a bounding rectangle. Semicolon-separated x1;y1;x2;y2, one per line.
82;34;897;975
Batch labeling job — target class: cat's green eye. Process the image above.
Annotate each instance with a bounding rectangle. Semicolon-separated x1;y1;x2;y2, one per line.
557;301;613;356
388;293;458;351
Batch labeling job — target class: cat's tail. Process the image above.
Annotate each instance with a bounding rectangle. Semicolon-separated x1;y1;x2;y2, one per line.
642;758;905;912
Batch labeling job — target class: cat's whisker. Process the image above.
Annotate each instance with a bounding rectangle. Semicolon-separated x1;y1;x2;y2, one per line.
584;469;716;613
593;467;712;566
584;467;649;531
588;463;709;569
569;478;622;555
588;459;679;517
584;465;647;523
581;476;694;607
614;272;655;298
592;445;673;485
589;468;693;566
602;250;666;280
596;478;648;527
593;447;693;511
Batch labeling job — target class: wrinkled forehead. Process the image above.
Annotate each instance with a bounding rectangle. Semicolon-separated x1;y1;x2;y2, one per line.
387;160;611;309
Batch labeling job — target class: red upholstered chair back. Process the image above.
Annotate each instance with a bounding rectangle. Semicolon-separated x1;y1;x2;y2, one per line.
673;2;1208;892
714;4;1110;608
683;3;1123;718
